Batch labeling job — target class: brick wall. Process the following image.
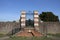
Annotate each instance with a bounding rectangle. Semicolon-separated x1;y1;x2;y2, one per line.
0;22;60;34
0;22;20;34
39;22;60;34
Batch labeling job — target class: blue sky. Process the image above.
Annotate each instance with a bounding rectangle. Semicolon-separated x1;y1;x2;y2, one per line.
0;0;60;21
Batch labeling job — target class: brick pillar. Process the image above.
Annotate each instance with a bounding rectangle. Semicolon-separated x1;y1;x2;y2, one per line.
34;11;39;31
21;11;26;29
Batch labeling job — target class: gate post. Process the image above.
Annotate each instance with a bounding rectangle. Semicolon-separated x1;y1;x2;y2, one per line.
34;11;39;31
21;11;26;29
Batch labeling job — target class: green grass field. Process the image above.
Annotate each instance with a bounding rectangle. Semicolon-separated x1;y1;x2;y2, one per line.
0;33;60;40
47;33;60;37
6;36;52;40
0;33;6;38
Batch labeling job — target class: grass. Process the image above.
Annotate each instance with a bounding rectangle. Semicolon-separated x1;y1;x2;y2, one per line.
47;33;60;37
6;36;52;40
1;33;60;40
0;33;6;38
